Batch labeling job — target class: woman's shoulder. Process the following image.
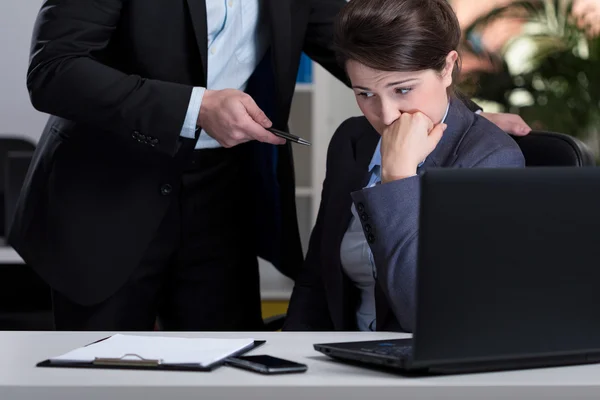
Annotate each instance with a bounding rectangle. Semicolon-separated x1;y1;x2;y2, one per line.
458;113;523;159
327;116;377;156
323;116;379;174
330;116;376;146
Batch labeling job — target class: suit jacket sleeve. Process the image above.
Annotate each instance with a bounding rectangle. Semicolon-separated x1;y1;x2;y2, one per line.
27;0;193;156
350;147;525;332
303;0;349;85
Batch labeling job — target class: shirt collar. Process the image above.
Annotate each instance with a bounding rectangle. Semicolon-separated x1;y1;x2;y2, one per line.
368;101;451;173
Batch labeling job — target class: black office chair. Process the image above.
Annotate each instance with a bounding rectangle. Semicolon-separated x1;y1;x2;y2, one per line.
263;314;286;331
512;130;596;167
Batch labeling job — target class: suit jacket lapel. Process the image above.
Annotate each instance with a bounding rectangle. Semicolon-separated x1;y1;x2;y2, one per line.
321;126;380;329
184;0;295;110
265;0;292;122
418;97;477;171
340;128;381;249
186;0;208;84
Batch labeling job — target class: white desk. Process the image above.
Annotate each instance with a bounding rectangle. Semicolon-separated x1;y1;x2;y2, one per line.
1;331;600;400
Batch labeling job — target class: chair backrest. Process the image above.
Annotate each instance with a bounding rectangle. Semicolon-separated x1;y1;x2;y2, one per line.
512;131;596;167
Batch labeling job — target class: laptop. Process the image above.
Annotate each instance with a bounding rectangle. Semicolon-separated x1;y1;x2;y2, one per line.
314;167;600;374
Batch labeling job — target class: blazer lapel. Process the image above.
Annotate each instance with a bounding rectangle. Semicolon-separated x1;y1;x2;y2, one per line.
342;127;381;239
418;97;477;171
340;128;381;247
321;127;380;329
186;0;208;84
184;0;295;112
265;0;292;119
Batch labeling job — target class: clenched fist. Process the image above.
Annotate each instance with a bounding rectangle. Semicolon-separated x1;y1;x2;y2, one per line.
381;112;447;183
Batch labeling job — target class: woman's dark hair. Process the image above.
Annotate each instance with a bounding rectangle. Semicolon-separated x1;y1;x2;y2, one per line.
334;0;462;84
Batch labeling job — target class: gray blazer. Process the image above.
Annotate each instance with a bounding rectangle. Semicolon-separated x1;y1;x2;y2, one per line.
284;97;525;332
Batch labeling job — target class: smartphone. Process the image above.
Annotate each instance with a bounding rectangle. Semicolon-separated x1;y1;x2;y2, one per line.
226;355;308;374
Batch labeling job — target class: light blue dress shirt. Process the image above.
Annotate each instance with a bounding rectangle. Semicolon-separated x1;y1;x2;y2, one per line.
340;103;451;331
179;0;269;149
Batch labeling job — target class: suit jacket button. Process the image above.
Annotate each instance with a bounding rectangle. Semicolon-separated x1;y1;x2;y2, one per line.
160;184;172;196
357;203;365;212
364;224;372;233
360;213;369;221
367;233;375;244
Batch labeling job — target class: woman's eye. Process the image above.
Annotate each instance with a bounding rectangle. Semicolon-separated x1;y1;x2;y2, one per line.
396;88;412;95
358;92;374;98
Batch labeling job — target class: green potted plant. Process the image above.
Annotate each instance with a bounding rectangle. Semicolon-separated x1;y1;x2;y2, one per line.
459;0;600;156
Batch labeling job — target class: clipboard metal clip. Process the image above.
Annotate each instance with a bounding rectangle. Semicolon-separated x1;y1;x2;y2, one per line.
93;353;162;367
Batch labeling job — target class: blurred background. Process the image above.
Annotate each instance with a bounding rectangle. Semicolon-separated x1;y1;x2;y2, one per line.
452;0;600;157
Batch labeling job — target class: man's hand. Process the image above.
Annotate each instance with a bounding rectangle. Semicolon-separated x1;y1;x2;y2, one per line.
572;0;600;37
380;112;446;183
480;112;532;136
198;89;286;148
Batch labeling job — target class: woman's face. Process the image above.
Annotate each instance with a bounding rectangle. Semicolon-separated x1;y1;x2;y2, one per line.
346;51;458;135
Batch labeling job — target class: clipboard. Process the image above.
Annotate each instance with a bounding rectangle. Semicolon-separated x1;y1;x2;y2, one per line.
36;337;266;372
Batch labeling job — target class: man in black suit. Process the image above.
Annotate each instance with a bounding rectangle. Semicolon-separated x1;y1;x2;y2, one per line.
10;0;352;331
11;0;529;331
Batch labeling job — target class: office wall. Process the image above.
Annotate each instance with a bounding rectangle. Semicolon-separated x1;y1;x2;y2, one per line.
0;0;46;142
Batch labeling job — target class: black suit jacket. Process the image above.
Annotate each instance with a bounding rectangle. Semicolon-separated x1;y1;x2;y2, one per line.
284;98;525;332
9;0;347;306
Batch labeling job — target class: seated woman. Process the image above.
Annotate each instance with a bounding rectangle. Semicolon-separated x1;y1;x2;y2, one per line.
284;0;525;333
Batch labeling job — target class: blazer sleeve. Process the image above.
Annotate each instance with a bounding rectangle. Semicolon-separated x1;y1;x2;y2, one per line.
302;0;349;85
349;147;525;332
26;0;193;156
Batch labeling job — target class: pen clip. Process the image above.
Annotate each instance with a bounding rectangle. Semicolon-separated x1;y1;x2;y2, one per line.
93;353;162;367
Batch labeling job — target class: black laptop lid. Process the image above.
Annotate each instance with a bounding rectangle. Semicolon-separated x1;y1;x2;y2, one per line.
412;167;600;365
